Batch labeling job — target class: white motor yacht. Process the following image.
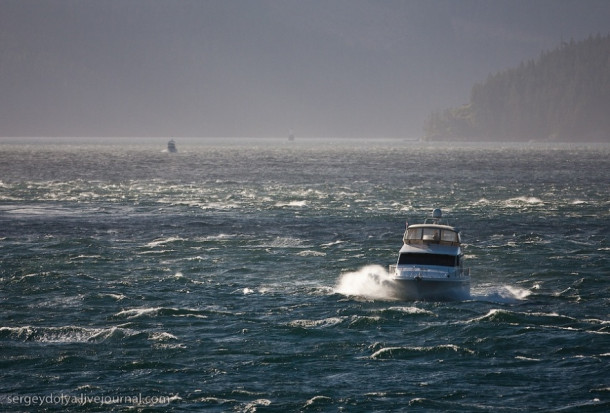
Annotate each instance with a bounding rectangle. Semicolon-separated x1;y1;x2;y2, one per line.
167;139;177;153
389;209;470;300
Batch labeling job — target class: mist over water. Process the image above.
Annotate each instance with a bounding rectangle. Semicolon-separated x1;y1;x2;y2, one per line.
1;139;609;411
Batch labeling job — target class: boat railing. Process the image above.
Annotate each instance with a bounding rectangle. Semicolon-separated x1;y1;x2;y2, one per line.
390;265;470;278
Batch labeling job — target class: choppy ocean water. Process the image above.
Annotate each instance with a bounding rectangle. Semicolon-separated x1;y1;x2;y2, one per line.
1;138;609;412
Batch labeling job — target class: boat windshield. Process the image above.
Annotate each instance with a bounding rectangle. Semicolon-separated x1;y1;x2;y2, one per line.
405;227;459;244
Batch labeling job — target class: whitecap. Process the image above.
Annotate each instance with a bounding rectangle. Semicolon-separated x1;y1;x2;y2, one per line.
265;237;309;248
149;332;179;341
0;325;128;343
303;395;332;407
115;306;207;319
466;308;504;323
275;200;307;207
186;255;207;261
297;250;326;257
386;306;437;316
243;399;271;412
470;285;531;302
201;234;233;241
321;240;345;247
370;346;414;359
145;237;186;248
503;196;544;207
472;198;491;205
370;344;474;359
288;317;344;328
515;355;541;361
498;285;532;300
115;307;163;318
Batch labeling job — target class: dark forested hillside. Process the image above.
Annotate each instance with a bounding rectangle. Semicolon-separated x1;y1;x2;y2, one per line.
424;34;610;142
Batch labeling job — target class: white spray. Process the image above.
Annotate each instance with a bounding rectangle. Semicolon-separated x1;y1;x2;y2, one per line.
334;265;399;300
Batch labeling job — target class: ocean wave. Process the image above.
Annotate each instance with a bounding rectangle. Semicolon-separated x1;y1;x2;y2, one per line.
470;285;532;302
370;344;475;359
0;325;132;343
383;306;437;316
0;204;84;217
101;293;127;301
514;355;542;362
467;308;579;326
287;317;345;329
505;196;545;205
264;237;310;248
145;237;187;248
346;315;382;328
114;307;163;318
296;250;326;257
321;240;345;247
303;395;333;408
149;331;179;341
114;307;208;319
275;200;307;207
243;399;272;412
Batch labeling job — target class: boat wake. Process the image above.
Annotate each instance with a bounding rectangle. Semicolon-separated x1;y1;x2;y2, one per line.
470;285;531;303
334;265;400;300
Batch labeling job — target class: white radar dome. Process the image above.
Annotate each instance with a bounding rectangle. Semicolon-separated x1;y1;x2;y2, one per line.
432;208;442;219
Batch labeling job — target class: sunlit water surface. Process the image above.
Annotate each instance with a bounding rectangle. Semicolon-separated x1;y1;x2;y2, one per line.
1;139;609;411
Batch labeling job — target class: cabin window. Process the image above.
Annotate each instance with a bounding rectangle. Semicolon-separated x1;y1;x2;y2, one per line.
441;230;459;243
422;228;440;241
405;227;459;244
406;228;422;240
398;253;457;267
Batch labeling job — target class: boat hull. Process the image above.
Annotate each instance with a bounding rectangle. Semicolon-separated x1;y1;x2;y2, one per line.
392;277;470;301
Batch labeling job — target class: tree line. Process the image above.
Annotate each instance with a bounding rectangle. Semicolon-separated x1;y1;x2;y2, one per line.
424;34;610;142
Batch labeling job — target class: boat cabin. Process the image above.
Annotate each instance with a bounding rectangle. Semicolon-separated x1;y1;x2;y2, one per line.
403;225;461;246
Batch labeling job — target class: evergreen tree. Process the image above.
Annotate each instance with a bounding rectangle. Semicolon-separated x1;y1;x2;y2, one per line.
425;34;610;142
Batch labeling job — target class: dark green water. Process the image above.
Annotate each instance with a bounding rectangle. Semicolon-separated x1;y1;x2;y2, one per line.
1;139;609;411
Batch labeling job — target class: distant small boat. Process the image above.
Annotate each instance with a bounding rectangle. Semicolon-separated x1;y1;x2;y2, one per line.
167;139;177;153
389;208;470;300
288;130;295;141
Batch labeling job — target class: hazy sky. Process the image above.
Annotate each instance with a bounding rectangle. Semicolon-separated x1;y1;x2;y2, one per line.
1;0;609;138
